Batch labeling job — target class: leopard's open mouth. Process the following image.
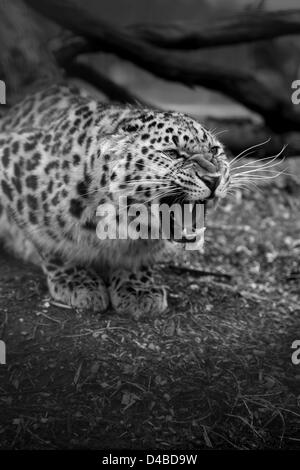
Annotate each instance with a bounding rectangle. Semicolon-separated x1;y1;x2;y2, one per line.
159;196;207;250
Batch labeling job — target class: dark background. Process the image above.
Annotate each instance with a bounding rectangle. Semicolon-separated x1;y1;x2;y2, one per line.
80;0;300;120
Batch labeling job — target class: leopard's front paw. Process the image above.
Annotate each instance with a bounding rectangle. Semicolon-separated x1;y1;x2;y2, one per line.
46;265;109;312
109;269;168;319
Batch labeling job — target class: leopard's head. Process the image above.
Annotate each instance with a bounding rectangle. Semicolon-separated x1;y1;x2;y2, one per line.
98;109;231;245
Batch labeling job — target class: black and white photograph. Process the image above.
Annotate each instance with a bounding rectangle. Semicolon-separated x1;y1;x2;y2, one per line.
0;0;300;455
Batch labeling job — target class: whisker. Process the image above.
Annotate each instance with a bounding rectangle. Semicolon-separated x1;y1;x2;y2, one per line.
119;180;170;186
231;157;285;173
232;170;283;179
232;156;282;170
230;181;264;194
232;169;286;181
209;128;228;138
230;150;257;163
231;145;287;171
229;138;271;165
143;189;178;205
116;187;179;215
232;169;288;177
215;129;228;137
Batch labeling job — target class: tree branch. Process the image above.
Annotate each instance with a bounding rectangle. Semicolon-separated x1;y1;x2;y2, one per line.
65;61;148;105
0;0;60;105
53;35;98;66
25;0;300;133
132;10;300;49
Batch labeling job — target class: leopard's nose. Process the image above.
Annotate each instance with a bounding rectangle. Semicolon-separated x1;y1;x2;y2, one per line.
202;176;220;197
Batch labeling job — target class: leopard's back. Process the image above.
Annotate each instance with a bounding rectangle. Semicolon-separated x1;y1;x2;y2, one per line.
0;84;162;268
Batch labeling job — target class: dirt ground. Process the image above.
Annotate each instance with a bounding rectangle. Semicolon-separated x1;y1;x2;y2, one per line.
0;168;300;450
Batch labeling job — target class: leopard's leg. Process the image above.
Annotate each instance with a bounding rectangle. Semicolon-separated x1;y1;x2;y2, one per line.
42;255;109;312
109;267;168;319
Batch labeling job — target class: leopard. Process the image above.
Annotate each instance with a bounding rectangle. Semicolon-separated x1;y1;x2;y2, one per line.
0;83;231;318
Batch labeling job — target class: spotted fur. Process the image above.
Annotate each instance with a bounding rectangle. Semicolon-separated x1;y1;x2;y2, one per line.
0;84;230;318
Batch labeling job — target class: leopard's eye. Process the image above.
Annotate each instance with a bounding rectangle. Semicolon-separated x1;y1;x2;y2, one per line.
166;149;181;158
210;146;219;156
